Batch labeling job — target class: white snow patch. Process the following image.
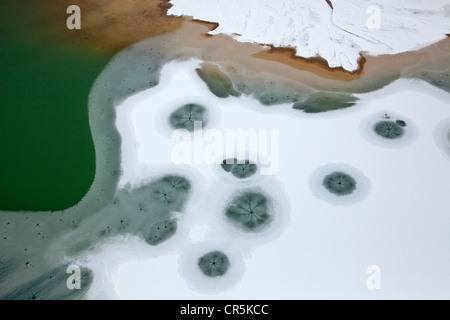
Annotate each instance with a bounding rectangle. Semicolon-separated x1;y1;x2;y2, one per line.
168;0;450;71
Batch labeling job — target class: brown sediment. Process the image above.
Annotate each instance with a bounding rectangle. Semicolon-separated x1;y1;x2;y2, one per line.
44;0;183;52
40;0;366;81
191;19;220;37
252;36;449;90
362;37;450;81
40;2;449;88
161;21;450;92
253;45;366;80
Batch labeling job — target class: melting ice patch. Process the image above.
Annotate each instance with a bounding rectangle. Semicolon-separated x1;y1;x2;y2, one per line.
178;241;246;294
310;163;371;206
360;109;419;149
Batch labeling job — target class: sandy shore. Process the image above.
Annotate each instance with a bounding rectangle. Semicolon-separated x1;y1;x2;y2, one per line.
251;36;449;87
44;0;183;51
41;1;448;93
252;46;366;81
108;20;448;94
41;1;449;91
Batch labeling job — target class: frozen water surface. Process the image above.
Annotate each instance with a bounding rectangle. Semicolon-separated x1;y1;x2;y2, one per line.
110;66;450;299
1;22;450;299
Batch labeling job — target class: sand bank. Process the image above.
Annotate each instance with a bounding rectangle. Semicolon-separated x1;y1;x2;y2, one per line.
40;1;448;89
39;1;449;91
109;20;449;94
44;0;182;52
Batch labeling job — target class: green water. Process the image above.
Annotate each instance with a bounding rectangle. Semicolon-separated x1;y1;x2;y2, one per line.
0;1;113;211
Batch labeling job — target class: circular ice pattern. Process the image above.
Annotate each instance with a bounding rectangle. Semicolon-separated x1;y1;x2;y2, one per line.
197;251;230;277
322;171;356;196
169;103;208;132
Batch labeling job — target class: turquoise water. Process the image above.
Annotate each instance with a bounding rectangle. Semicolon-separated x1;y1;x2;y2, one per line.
0;0;113;211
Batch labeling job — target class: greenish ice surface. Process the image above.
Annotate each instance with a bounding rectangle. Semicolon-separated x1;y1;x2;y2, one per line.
255;91;300;106
374;120;405;139
396;120;407;127
62;175;192;257
322;172;356;196
221;158;237;173
195;64;306;105
0;173;193;299
196;64;241;98
225;191;272;232
0;31;192;299
147;220;178;246
197;251;230;277
293;92;359;113
231;161;257;179
0;264;92;300
169;103;209;132
221;158;257;179
411;68;450;94
246;79;304;106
